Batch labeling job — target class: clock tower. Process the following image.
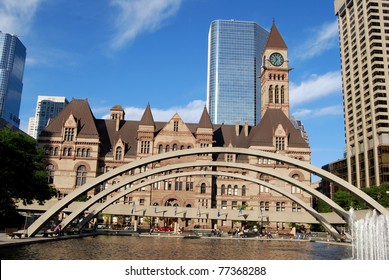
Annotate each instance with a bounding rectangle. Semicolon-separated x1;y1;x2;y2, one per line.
260;22;291;118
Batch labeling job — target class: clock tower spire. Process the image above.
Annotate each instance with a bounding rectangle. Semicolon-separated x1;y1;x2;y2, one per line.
260;22;291;118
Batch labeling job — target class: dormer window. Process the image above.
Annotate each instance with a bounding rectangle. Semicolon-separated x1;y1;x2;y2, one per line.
64;128;75;141
275;137;285;150
115;146;123;160
63;114;77;142
274;124;288;151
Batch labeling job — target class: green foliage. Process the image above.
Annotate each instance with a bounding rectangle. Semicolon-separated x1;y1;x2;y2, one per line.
0;129;56;227
331;184;389;211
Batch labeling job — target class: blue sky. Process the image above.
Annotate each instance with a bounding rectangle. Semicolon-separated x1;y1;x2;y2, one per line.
1;0;344;174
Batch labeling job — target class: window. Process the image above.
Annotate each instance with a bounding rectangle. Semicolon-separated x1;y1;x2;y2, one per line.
233;185;238;196
158;144;163;154
269;86;273;103
242;185;246;196
200;183;206;194
64;128;75;141
173;121;179;132
227;185;232;195
76;165;87;186
166;145;170;152
175;181;183;191
140;141;150;154
231;201;238;210
186;181;193;191
221;184;226;195
275;137;285;150
46;164;54;184
292;202;301;212
275;86;279;103
281;86;285;103
291;174;302;194
115;147;122;160
221;201;227;209
226;154;234;162
173;144;177;151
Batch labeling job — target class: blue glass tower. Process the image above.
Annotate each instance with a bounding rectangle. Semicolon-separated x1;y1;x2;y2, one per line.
0;31;26;128
206;20;268;126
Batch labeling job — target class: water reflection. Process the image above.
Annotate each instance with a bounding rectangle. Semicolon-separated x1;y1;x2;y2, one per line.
0;235;352;260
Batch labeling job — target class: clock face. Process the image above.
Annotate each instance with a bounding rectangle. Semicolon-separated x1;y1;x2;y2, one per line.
269;52;284;67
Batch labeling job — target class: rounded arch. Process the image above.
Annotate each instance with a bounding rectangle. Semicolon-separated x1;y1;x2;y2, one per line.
74;170;341;240
26;147;388;237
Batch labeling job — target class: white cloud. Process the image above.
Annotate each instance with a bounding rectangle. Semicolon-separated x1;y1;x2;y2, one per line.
292;104;343;119
109;0;181;49
296;20;339;60
99;99;206;123
0;0;43;35
290;71;342;106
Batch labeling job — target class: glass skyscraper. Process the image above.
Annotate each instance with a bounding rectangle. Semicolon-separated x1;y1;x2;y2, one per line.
0;31;26;128
206;20;269;126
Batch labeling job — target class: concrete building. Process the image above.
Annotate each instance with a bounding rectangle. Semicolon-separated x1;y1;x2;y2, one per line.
334;0;389;188
0;31;26;128
27;96;68;139
206;20;269;126
37;23;311;231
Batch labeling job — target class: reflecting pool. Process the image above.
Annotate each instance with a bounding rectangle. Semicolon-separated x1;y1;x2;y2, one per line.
0;235;352;260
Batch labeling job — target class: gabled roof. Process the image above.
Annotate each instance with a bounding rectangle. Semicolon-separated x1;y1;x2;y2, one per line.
139;103;155;127
198;106;213;129
249;109;309;148
40;99;99;138
263;22;287;51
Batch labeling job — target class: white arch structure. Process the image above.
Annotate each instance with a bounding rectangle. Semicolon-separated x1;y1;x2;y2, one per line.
74;170;341;239
26;147;389;238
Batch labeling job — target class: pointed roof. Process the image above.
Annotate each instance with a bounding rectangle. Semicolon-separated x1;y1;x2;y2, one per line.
198;106;213;129
40;99;99;138
249;109;308;148
139;103;155;127
264;21;287;51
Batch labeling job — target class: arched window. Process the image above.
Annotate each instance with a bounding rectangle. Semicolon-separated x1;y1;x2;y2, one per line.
158;144;163;154
77;148;82;157
86;149;91;157
166;145;170;152
63;148;68;156
269;85;273;103
281;86;285;104
221;184;226;195
275;86;279;103
291;174;302;194
227;185;232;195
233;185;238;196
46;164;54;184
115;147;122;160
242;185;246;196
200;183;206;194
82;148;86;157
173;144;177;151
54;147;59;156
76;165;87;186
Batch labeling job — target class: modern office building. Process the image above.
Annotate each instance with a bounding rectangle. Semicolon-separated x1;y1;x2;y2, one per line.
334;0;389;188
206;20;269;126
28;96;68;139
0;31;26;128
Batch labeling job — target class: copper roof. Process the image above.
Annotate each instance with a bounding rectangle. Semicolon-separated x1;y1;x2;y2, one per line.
198;106;213;129
249;109;309;148
263;22;287;51
139;103;155;127
40;99;98;138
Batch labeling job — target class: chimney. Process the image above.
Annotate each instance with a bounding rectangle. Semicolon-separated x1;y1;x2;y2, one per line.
235;121;240;136
244;121;249;137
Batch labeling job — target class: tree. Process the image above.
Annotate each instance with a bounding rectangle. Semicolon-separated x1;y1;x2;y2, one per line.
0;129;56;227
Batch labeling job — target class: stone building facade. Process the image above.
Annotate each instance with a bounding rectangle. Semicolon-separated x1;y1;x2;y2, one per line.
37;23;312;231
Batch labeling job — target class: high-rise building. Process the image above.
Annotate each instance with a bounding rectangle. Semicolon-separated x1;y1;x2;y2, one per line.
28;96;68;139
0;31;26;128
206;20;269;126
335;0;389;188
